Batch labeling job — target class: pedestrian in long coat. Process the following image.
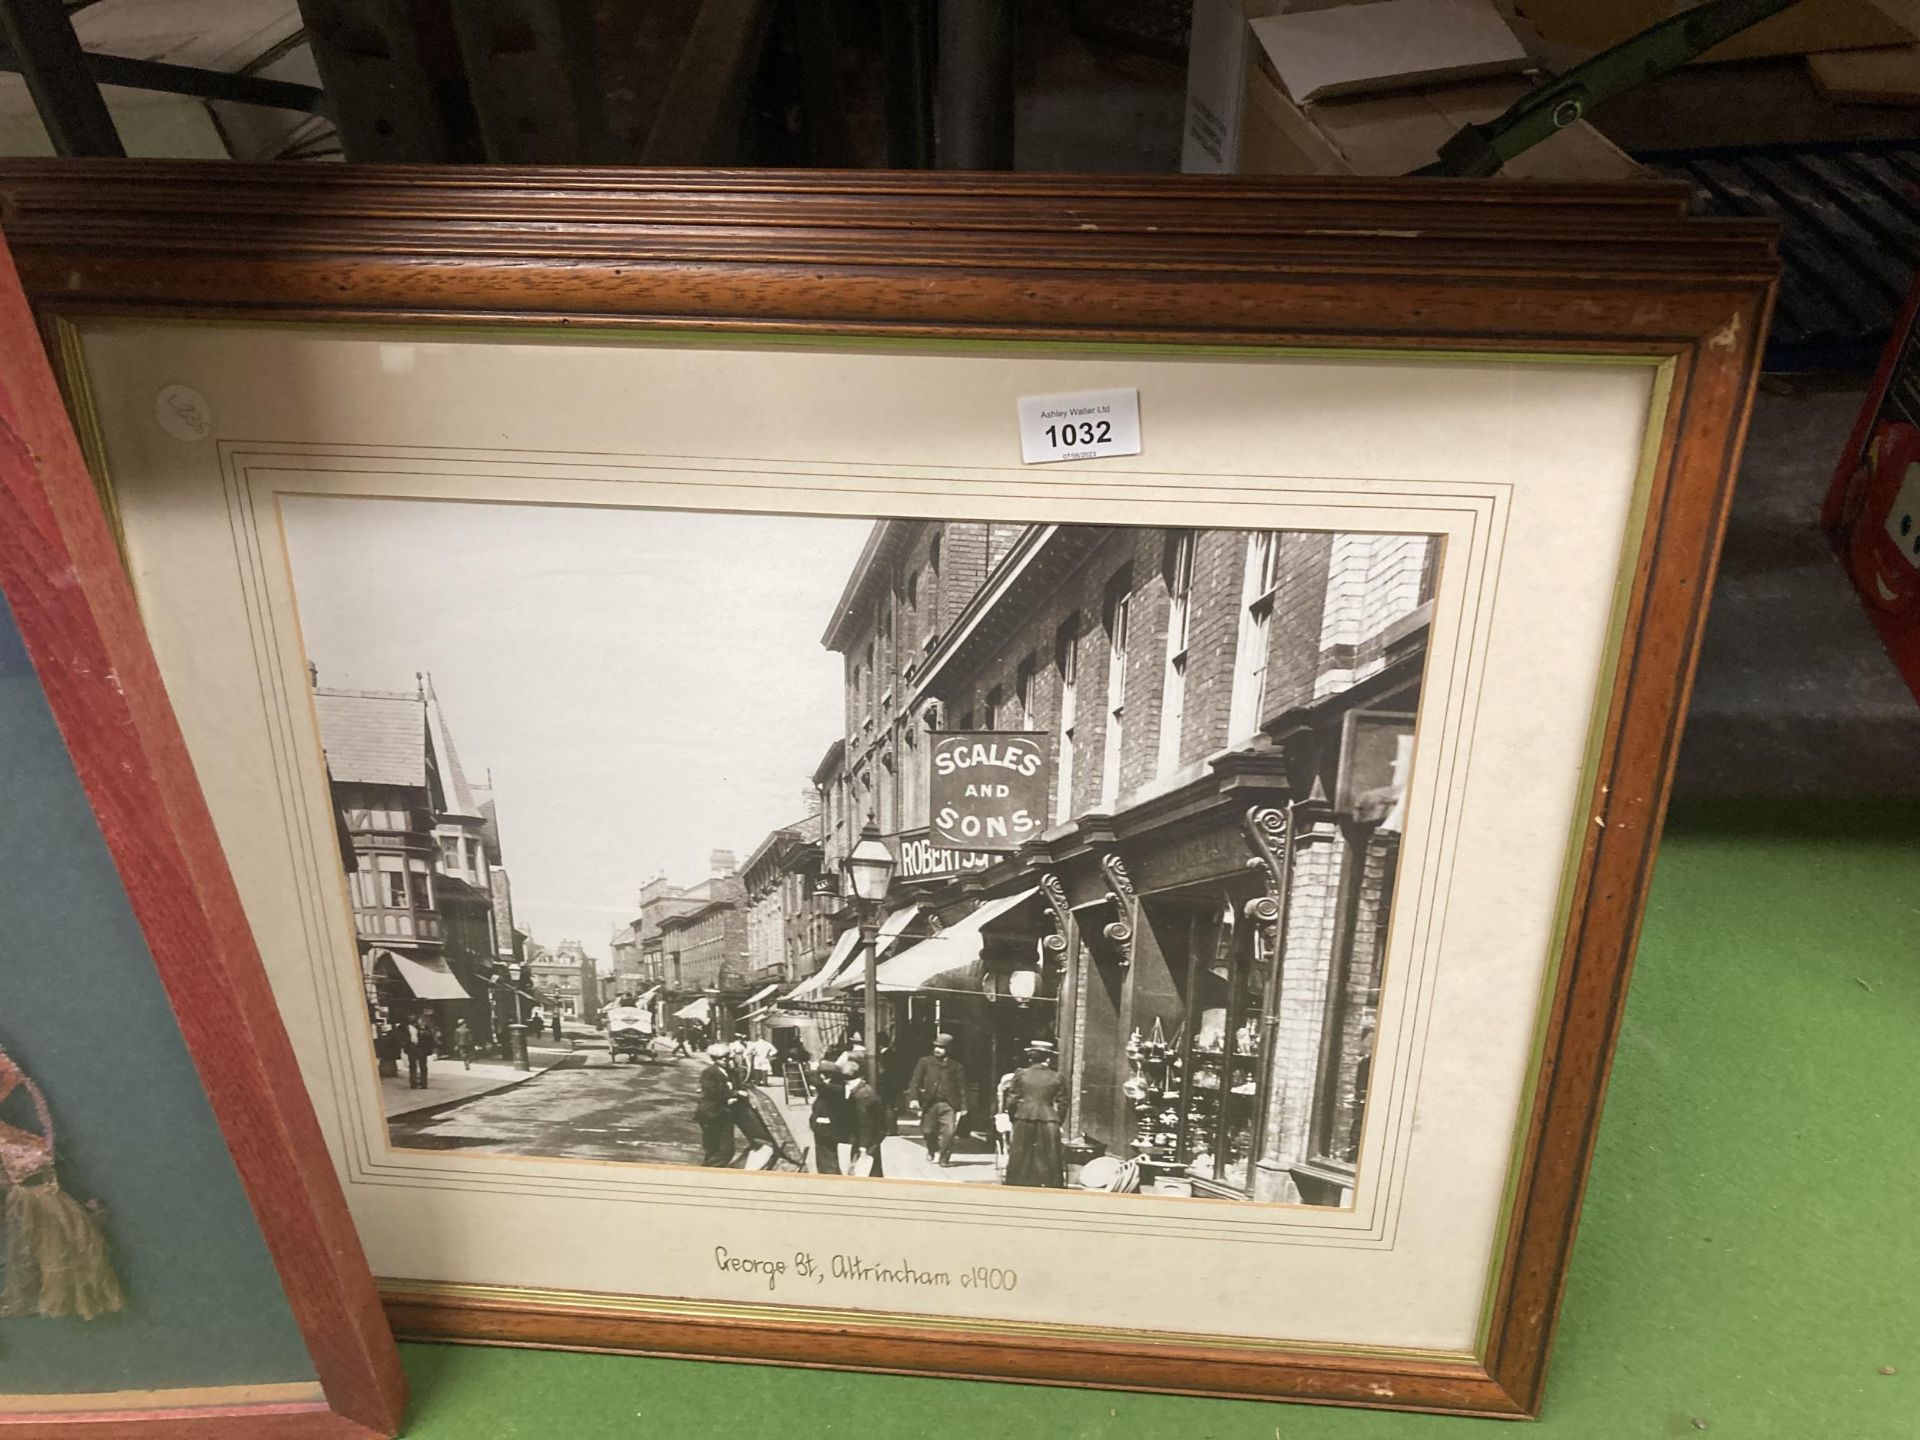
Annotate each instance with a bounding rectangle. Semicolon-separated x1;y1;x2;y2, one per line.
808;1062;848;1174
1003;1040;1066;1188
840;1054;887;1178
694;1042;739;1167
374;1020;404;1079
908;1034;966;1166
402;1018;436;1090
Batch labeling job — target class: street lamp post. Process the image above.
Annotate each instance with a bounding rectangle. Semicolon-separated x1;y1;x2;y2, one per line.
843;819;897;1067
508;962;531;1071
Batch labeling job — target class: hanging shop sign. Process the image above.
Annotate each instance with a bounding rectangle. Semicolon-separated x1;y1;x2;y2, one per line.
1336;708;1418;830
928;731;1050;851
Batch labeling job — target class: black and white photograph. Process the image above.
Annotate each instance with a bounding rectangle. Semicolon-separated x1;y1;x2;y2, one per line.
285;498;1436;1208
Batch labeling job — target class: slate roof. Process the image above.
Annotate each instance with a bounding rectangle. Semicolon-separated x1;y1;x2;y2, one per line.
740;813;824;883
313;688;428;789
423;674;482;819
475;789;503;856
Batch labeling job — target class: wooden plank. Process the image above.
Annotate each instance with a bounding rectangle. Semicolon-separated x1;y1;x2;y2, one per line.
1524;0;1912;63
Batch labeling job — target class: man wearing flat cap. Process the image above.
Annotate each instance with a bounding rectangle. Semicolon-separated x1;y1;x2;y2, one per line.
908;1033;967;1167
693;1041;739;1167
808;1060;849;1174
1003;1039;1065;1188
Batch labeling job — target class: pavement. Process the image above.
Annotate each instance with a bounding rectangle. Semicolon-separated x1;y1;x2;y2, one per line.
380;1042;581;1121
877;1133;1002;1184
385;1039;1004;1182
761;1081;1003;1182
388;1045;709;1163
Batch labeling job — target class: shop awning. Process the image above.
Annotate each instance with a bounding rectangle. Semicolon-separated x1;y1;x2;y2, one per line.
634;984;662;1005
784;927;863;1001
874;903;921;956
742;982;781;1009
673;996;712;1022
819;903;925;987
851;889;1040;995
377;949;472;1002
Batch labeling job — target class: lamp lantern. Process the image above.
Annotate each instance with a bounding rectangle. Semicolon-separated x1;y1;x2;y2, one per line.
844;820;897;905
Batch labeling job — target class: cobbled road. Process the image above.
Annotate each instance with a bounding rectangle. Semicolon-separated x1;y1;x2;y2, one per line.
389;1050;714;1166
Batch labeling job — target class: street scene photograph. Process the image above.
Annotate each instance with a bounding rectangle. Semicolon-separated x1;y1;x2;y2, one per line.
282;496;1437;1207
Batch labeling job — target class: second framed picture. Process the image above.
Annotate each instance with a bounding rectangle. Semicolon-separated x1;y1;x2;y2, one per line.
0;161;1775;1418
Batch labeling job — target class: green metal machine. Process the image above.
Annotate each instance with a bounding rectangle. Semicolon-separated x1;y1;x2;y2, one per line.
1415;0;1809;177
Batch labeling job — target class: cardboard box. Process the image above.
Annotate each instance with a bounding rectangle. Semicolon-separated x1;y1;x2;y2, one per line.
1182;0;1290;172
1254;0;1531;103
1239;58;1643;178
1184;0;1642;179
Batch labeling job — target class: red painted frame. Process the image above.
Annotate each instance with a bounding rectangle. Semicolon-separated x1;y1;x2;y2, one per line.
0;237;407;1437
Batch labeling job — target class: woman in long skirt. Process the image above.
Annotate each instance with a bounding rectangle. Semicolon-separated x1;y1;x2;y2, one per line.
1003;1040;1066;1188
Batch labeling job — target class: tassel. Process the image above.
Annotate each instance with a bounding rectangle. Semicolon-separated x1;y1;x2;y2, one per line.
1;1179;125;1320
0;1041;125;1321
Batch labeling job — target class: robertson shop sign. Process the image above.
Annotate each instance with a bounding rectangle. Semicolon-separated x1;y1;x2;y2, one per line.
889;829;993;881
928;731;1049;852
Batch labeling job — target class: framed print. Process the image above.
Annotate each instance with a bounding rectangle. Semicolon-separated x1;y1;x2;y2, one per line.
0;232;405;1434
0;161;1776;1419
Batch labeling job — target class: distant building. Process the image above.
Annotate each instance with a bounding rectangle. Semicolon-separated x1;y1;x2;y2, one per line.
529;938;601;1021
609;921;643;990
627;867;721;989
740;813;826;987
658;873;746;994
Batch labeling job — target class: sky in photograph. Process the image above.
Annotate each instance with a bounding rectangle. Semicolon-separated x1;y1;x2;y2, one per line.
281;496;873;958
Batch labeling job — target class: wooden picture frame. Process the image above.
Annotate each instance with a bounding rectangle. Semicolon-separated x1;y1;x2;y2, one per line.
0;219;406;1436
0;160;1775;1420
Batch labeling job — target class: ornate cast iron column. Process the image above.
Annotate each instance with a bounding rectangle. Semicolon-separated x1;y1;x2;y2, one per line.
1099;851;1136;965
1038;870;1084;1139
1244;801;1298;1204
1095;850;1141;1150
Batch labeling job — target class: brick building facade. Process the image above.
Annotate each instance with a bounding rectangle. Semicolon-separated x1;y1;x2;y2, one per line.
812;519;1431;1205
528;937;602;1021
658;869;748;995
740;813;828;987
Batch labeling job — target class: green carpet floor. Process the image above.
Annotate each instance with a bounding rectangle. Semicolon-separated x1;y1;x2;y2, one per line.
393;801;1917;1437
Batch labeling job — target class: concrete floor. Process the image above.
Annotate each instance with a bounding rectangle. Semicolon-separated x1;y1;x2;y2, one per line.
1678;378;1920;797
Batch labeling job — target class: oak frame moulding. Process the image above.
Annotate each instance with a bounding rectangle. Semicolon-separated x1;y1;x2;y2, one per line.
0;160;1777;1420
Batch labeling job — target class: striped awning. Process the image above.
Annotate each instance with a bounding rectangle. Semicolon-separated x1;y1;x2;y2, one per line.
874;903;921;954
784;927;862;1001
854;889;1039;994
374;948;471;1001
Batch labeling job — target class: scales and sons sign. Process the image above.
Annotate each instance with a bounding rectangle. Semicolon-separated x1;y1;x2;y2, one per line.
927;731;1050;852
